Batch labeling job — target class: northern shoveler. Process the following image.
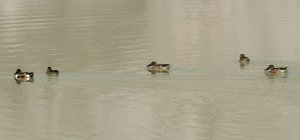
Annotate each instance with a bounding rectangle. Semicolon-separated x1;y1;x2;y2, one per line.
239;54;250;62
264;65;288;73
146;61;171;72
14;69;34;79
46;67;59;75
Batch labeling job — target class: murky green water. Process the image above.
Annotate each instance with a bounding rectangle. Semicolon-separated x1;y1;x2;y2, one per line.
1;0;300;139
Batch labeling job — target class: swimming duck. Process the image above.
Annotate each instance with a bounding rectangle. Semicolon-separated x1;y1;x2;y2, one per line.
46;67;59;74
239;54;250;62
14;69;34;79
146;61;171;71
264;65;288;73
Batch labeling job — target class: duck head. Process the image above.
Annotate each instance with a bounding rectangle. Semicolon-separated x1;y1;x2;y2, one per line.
15;69;21;75
240;54;246;58
265;65;275;71
147;61;157;67
47;67;52;71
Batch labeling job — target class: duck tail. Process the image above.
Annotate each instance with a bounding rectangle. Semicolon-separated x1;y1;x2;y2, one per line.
28;72;34;77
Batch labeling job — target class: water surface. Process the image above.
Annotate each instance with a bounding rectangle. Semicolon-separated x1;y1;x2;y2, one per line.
1;0;300;140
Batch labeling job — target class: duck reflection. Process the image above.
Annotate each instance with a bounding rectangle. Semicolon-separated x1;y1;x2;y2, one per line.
239;61;250;68
264;72;288;79
147;69;170;74
14;78;34;84
46;73;59;77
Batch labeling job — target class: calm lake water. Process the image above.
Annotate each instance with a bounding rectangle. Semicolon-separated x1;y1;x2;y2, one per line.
1;0;300;139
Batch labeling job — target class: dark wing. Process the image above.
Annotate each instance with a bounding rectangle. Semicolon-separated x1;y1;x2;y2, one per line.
27;72;34;77
161;64;171;67
279;67;288;70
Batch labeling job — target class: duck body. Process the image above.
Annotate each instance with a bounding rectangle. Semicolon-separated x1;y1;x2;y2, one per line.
264;65;288;73
239;54;250;62
14;69;34;79
146;61;171;71
46;67;59;75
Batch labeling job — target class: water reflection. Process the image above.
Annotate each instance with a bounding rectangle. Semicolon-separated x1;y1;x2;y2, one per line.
239;61;250;68
147;69;170;74
14;78;34;84
265;72;288;79
46;73;59;77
